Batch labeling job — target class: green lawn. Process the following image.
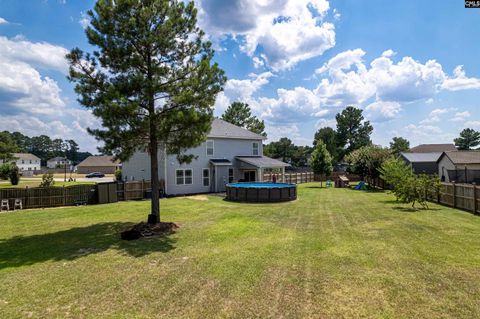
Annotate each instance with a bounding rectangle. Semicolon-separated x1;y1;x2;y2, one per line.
0;184;479;318
0;180;95;189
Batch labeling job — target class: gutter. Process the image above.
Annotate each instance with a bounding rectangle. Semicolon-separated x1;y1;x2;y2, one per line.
164;146;168;196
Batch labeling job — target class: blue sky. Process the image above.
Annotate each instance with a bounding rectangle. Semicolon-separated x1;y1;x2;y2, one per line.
0;0;480;153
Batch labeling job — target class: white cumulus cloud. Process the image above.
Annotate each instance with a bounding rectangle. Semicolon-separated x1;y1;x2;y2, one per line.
365;101;401;122
197;0;335;70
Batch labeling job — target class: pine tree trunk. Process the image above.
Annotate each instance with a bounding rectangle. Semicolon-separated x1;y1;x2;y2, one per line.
148;132;161;224
146;51;160;225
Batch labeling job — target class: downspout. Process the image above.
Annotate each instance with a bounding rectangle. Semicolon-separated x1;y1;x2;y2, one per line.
164;146;168;195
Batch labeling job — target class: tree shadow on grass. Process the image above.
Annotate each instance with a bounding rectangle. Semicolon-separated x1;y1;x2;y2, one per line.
379;199;441;212
0;222;176;270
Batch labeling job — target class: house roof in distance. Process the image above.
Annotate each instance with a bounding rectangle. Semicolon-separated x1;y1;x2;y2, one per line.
208;118;265;140
439;151;480;165
47;157;70;162
409;144;457;153
401;152;443;163
77;155;120;167
13;153;40;161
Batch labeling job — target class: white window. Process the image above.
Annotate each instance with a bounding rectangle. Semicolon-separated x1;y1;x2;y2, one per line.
252;142;259;156
228;168;234;183
176;169;193;185
206;140;214;156
203;168;210;187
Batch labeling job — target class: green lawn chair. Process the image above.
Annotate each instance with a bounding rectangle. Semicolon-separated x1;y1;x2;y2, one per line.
326;180;333;188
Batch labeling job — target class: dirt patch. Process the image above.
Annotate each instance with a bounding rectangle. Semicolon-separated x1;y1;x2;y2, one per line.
180;195;209;201
121;222;180;240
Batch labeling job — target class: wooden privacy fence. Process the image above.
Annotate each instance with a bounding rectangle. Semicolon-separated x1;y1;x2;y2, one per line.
115;180;165;201
0;184;97;209
263;172;315;184
435;183;480;214
263;171;361;184
367;179;480;215
0;180;166;210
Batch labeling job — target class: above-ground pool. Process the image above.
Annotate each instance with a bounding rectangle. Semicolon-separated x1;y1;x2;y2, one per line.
225;182;297;202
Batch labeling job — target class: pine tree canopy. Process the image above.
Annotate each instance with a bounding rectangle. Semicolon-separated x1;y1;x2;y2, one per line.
221;102;267;137
66;0;226;162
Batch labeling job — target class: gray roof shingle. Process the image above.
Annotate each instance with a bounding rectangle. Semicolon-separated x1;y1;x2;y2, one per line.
401;152;442;163
77;155;120;167
48;157;70;162
410;144;457;153
208;118;265;140
13;153;40;161
441;151;480;165
236;156;289;168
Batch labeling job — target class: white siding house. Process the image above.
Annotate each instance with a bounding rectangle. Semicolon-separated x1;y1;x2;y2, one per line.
438;151;480;183
2;153;41;172
122;119;289;195
47;157;72;169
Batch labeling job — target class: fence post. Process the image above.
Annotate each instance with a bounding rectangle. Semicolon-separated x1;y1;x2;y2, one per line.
473;184;477;214
453;183;457;208
63;185;66;206
437;185;440;204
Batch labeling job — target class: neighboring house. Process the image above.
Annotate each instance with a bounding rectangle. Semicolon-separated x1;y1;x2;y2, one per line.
400;152;442;175
47;157;72;169
1;153;41;172
438;151;480;183
122;118;289;195
410;143;457;153
77;155;121;174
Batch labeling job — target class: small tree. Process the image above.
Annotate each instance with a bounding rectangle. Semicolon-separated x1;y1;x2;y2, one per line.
379;158;440;208
379;157;414;200
313;127;338;164
39;173;55;187
454;128;480;150
309;141;333;187
115;169;122;182
9;165;20;186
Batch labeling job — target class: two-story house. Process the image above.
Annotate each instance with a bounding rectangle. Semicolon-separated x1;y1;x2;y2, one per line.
122;119;289;195
47;157;73;169
2;153;41;172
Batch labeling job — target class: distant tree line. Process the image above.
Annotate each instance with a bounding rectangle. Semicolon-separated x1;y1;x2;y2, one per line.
0;131;92;166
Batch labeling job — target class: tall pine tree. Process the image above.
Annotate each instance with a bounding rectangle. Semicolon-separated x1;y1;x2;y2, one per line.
221;102;266;136
454;128;480;150
335;106;373;160
67;0;226;223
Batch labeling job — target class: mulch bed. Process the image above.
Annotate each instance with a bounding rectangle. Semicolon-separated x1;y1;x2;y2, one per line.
120;222;179;240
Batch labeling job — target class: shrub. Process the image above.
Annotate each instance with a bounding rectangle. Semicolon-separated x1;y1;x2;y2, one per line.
0;163;12;180
379;158;440;208
115;169;122;181
346;145;391;181
39;173;55;187
9;165;20;185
